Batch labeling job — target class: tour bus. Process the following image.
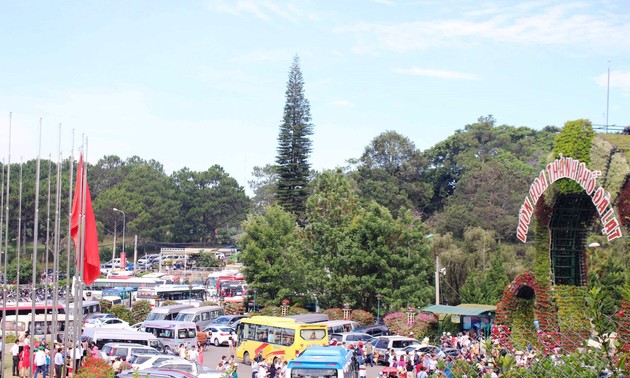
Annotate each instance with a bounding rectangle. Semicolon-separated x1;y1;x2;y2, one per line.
236;316;328;364
316;320;359;334
101;287;136;307
1;314;74;341
174;305;224;329
64;300;102;320
85;277;161;299
82;328;166;352
141;320;197;354
136;285;207;307
2;302;65;319
287;346;358;378
145;304;195;322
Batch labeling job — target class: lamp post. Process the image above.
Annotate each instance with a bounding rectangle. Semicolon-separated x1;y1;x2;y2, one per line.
252;288;257;313
188;284;193;305
113;208;126;269
376;294;382;324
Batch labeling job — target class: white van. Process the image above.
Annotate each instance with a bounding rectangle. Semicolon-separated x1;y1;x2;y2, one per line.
141;320;197;354
174;305;224;329
81;328;166;352
317;320;359;334
145;304;194;321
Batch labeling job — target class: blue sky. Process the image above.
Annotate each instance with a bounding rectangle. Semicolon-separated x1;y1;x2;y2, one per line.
1;0;629;193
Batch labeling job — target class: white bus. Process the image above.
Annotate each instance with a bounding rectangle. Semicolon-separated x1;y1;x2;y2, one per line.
64;300;102;320
145;304;195;322
1;314;75;341
136;285;207;307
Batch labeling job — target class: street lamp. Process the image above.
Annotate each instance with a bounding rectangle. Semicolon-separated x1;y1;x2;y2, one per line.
252;288;257;313
113;208;126;269
376;294;382;324
188;284;193;305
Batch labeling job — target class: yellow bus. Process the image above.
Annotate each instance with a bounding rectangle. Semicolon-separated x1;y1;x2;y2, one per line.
236;316;328;364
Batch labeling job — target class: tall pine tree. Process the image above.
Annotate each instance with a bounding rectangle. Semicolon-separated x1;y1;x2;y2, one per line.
275;55;313;219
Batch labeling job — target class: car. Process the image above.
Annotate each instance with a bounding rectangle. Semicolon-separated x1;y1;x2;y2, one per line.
83;317;130;330
83;313;116;324
129;353;183;370
100;342;159;364
212;315;248;327
130;322;144;331
329;332;375;345
154;359;223;378
117;368;197;378
202;325;236;346
354;324;389;337
372;336;420;364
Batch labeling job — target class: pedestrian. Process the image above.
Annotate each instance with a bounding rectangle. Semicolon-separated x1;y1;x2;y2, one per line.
54;347;65;378
365;341;374;367
228;336;236;354
19;345;31;378
250;356;259;378
188;345;199;362
119;356;132;371
112;357;123;373
11;341;20;376
33;345;47;378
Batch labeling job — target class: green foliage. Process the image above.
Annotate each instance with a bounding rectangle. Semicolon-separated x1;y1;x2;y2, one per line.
353;130;432;218
193;252;221;268
248;164;278;211
350;309;374;326
99;299;112;313
131;300;152;324
275;55;314;219
588;254;626;316
5;257;33;284
160;300;179;307
110;304;133;323
459;252;509;305
323;308;343;320
553;119;595;193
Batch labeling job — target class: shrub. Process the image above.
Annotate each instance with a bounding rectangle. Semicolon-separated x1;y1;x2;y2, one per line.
160;300;179;306
350;309;374;326
323;308;343;320
110;304;133;323
75;357;115;378
99;299;112;313
131;300;152;324
288;306;308;315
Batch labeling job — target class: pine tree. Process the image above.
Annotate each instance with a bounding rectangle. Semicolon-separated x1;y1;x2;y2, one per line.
275;55;314;219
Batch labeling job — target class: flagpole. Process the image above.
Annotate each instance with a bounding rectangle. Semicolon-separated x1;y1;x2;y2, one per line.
0;161;5;376
52;124;62;357
16;158;23;333
1;112;12;375
44;155;52;329
63;130;74;364
30;118;43;378
75;141;87;361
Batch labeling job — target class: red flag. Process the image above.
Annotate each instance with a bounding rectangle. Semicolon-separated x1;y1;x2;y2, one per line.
70;154;101;285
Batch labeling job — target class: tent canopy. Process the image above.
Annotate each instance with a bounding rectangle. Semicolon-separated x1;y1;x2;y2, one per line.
421;304;496;317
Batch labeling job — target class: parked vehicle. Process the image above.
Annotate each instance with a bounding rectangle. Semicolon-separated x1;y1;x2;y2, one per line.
117;368;196;378
141;320;197;354
174;305;224;329
129;353;182;369
82;328;165;352
145;304;195;321
202;324;236;347
99;342;159;363
353;324;389;337
329;332;375;345
83;316;130;330
372;336;420;364
154;359;223;378
212;315;248;327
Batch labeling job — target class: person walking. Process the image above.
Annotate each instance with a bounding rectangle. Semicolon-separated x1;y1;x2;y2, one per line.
33;346;47;378
54;347;65;378
11;341;20;376
18;345;31;378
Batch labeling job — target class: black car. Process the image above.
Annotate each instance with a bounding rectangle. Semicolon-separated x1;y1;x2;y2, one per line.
354;324;389;337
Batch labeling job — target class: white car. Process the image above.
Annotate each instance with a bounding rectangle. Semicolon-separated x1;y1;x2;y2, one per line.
83;317;130;330
202;325;237;346
154;359;223;378
129;353;182;369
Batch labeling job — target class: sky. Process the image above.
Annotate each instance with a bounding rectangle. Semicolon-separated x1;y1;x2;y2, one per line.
1;0;630;194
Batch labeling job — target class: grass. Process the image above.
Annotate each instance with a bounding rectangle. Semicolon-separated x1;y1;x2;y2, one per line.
597;133;630;162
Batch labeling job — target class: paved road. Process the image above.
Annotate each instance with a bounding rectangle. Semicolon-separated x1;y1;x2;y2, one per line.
200;344;384;378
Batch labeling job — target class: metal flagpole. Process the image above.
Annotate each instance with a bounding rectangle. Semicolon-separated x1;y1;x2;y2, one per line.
73;140;88;367
51;124;63;365
30;118;43;378
44;156;52;333
16;159;23;335
1;112;12;374
63;131;74;367
0;161;4;376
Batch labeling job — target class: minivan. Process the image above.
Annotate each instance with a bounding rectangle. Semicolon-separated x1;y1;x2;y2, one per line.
100;342;159;364
353;324;389;337
142;320;197;354
174;305;224;329
373;336;420;364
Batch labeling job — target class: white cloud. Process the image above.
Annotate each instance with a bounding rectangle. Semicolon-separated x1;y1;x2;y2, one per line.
339;1;630;53
331;99;353;107
594;69;630;90
207;0;304;21
394;67;480;80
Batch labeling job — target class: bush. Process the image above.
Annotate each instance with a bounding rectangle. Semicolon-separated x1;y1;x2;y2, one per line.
99;299;112;313
160;300;179;306
75;357;115;378
350;309;374;326
131;300;152;324
110;304;132;323
323;308;343;320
